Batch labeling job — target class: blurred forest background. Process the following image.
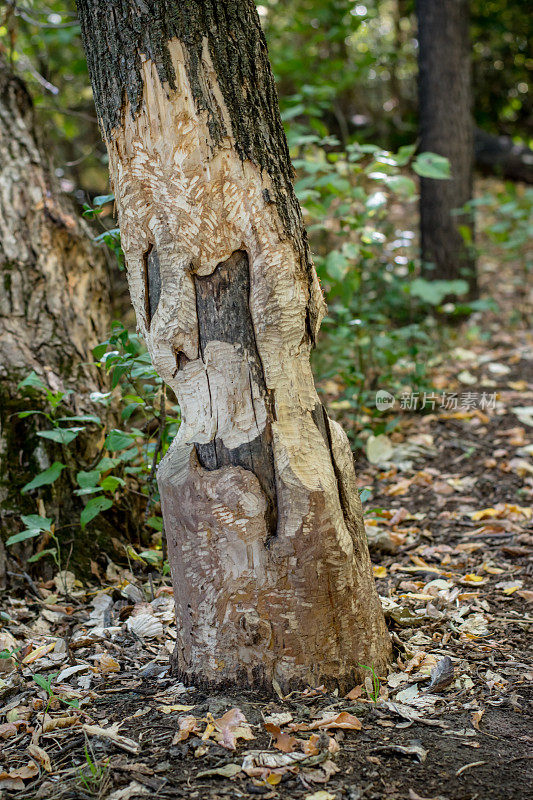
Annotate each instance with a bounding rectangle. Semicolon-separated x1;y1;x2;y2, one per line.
0;0;531;577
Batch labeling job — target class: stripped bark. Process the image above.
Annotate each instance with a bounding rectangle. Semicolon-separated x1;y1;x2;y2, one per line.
77;0;391;690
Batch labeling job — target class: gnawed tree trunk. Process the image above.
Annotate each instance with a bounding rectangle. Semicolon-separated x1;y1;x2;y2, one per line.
77;0;391;691
0;62;111;581
417;0;477;297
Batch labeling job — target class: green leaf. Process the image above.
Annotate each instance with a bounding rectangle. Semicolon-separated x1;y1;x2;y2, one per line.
6;528;43;546
80;496;113;528
96;456;121;471
22;462;65;493
138;550;163;564
77;470;101;489
92;343;109;360
413;152;451;180
146;516;163;532
33;673;56;695
28;548;58;563
386;175;417;198
121;402;141;421
18;371;46;391
410;278;469;305
93;193;114;207
359;488;372;503
111;364;129;389
56;414;101;424
37;428;84;445
17;410;46;419
20;514;52;530
105;430;135;451
99;475;125;491
118;447;138;463
325;250;350;281
394;143;417;165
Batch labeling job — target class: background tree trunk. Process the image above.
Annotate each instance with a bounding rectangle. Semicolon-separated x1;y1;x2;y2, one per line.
0;61;111;583
77;0;391;692
417;0;477;297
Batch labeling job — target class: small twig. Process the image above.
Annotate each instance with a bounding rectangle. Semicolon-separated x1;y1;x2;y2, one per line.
456;761;486;777
7;570;43;600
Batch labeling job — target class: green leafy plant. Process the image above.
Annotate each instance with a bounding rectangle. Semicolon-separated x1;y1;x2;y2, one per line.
14;323;179;569
78;742;109;795
291;135;453;433
359;663;381;703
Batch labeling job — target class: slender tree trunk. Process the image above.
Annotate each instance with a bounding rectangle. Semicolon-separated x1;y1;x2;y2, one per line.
417;0;477;297
0;62;111;582
77;0;391;691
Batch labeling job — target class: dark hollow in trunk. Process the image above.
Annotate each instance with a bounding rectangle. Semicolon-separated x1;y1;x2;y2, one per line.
193;251;278;539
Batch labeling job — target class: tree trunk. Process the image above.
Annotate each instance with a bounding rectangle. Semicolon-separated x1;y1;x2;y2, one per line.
0;62;111;582
77;0;391;691
417;0;477;297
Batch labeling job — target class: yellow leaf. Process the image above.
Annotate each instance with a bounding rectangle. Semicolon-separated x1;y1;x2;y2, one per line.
503;584;521;595
157;704;196;714
267;773;283;785
95;653;120;674
373;566;387;578
201;722;215;741
22;642;56;665
470;508;498;521
482;563;505;575
462;574;484;583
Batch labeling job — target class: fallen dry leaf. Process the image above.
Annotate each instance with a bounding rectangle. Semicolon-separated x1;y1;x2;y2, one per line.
43;714;79;732
95;652;121;674
172;715;200;744
196;763;242;779
0;760;39;790
27;743;52;772
265;722;298;752
158;703;196;714
126;613;163;639
291;712;362;732
345;685;363;700
426;656;455;693
21;642;56;665
471;709;485;730
82;723;140;754
212;708;255;750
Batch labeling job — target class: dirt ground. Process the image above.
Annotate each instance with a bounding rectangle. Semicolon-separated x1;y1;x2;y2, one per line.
1;242;532;799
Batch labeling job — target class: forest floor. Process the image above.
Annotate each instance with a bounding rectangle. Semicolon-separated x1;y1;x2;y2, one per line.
1;251;532;799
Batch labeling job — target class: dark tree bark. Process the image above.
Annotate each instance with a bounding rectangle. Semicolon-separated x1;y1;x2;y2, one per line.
417;0;477;297
77;0;391;691
0;61;111;582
